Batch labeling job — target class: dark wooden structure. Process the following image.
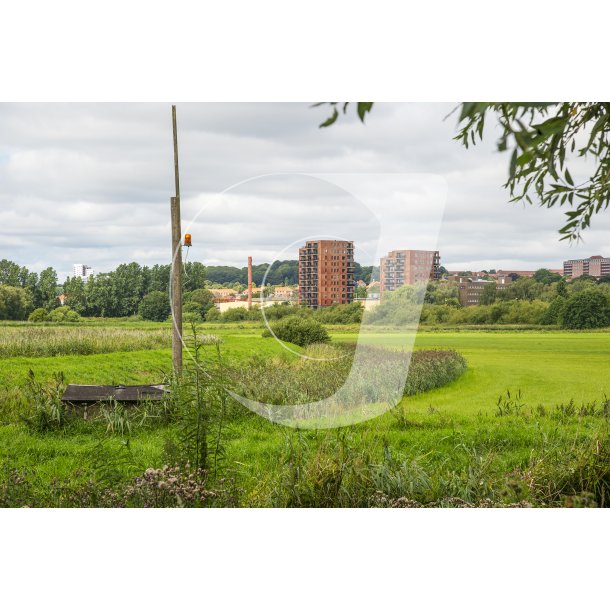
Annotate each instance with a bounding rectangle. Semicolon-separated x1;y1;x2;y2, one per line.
62;384;167;405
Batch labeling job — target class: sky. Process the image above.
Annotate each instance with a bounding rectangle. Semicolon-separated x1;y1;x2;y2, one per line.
1;102;608;281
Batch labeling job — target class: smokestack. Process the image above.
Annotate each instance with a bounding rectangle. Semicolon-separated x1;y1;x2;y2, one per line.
247;256;253;310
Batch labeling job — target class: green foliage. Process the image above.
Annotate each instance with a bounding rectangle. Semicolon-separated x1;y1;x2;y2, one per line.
138;291;171;322
38;267;58;310
47;306;81;323
420;299;550;325
313;302;363;324
62;276;87;314
20;370;67;433
314;102;374;128
263;315;330;347
541;296;567;325
455;103;610;241
479;283;497;305
28;307;48;322
561;289;610;329
184;288;215;319
533;268;563;285
0;285;32;320
0;326;170;358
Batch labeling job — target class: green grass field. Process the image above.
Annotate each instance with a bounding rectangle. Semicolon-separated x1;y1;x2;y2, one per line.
1;322;609;507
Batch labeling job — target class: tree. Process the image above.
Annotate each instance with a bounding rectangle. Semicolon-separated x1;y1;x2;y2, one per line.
479;283;497;305
38;267;59;310
0;285;32;320
184;288;215;318
561;289;610;329
138;290;171;322
85;274;116;317
317;102;610;241
183;261;207;292
0;259;21;286
533;268;562;285
541;296;567;326
556;277;568;298
113;262;145;317
63;276;87;314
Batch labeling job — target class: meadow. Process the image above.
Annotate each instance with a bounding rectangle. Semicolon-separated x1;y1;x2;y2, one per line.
1;320;609;507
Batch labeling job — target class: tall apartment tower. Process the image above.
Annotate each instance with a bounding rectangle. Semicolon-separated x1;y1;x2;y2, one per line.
379;249;440;295
73;264;94;281
563;255;610;279
298;240;355;308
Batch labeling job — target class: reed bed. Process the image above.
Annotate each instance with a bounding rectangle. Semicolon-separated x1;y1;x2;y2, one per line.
0;326;171;358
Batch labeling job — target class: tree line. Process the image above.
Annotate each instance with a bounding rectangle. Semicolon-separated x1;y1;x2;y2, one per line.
205;260;375;286
0;259;207;320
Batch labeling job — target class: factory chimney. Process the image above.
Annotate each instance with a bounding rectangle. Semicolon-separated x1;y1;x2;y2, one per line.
247;256;253;310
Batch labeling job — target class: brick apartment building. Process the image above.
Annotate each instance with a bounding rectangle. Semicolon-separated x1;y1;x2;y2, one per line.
380;249;440;295
448;274;512;307
298;240;355;308
563;255;610;279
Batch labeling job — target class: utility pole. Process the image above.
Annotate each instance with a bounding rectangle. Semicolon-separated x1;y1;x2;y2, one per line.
171;105;182;374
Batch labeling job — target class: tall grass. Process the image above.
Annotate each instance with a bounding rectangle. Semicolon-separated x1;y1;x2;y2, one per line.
226;344;467;406
0;327;170;357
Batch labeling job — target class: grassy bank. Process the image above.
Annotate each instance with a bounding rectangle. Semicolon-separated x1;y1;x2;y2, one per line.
1;322;609;507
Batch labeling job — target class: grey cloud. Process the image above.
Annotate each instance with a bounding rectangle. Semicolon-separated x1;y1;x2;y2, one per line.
1;102;608;281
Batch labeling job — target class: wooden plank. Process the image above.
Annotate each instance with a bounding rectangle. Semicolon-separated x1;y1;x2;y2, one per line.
61;384;167;404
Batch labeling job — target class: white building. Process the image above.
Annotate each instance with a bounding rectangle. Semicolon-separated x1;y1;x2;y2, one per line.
73;264;94;281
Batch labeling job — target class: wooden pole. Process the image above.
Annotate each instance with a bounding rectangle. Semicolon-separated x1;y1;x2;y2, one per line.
171;105;182;374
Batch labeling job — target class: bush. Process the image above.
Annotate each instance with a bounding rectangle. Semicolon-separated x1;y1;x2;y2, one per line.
541;296;567;325
205;307;220;321
562;289;610;329
263;315;330;347
313;302;363;324
182;301;204;321
184;288;215;318
138;290;171;322
47;306;81;323
28;307;48;322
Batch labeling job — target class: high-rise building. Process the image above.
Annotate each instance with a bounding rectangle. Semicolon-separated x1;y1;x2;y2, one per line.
73;264;94;281
379;249;440;294
563;255;610;279
298;240;355;308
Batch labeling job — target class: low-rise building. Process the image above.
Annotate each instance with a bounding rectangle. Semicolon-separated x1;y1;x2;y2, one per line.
274;286;298;300
209;288;238;300
451;274;512;307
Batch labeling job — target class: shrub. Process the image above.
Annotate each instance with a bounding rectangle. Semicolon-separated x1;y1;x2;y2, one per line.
28;307;48;322
138;290;171;322
541;296;567;325
263;315;330;347
562;289;610;329
47;306;81;323
205;306;220;321
184;288;215;318
313;302;363;324
182;301;204;321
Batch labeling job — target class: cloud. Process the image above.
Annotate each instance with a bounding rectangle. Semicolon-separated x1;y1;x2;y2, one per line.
0;102;608;280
